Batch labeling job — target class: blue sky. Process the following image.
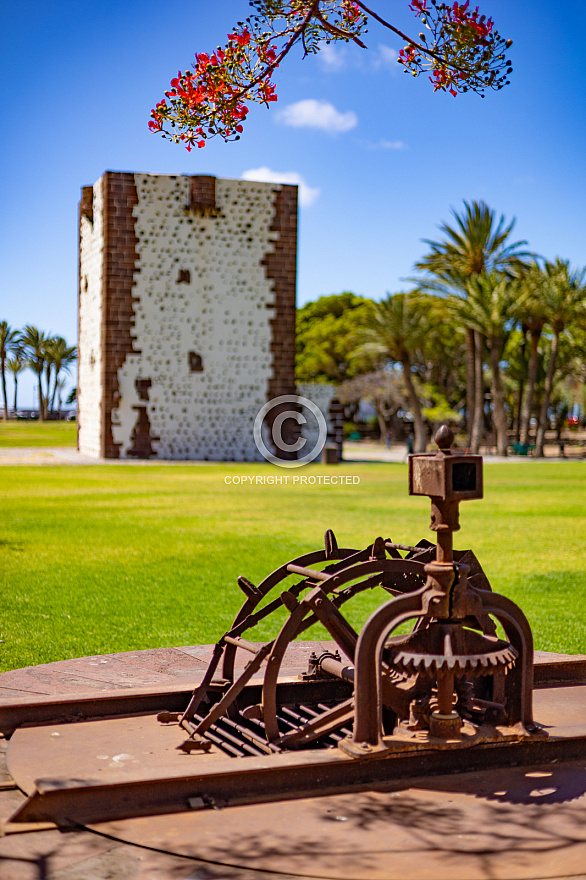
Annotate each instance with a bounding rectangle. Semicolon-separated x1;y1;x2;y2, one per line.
1;0;585;405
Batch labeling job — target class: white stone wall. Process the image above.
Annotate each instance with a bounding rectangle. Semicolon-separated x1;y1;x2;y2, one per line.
110;175;281;460
78;181;104;457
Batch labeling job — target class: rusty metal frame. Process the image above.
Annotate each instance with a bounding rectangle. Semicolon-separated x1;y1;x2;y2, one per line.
0;677;353;739
9;721;586;829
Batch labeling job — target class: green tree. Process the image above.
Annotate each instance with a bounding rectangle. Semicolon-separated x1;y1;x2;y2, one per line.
43;337;53;419
448;273;528;456
412;293;468;417
6;352;25;413
415;200;531;452
44;336;77;415
534;260;586;457
21;325;48;421
296;292;373;383
0;321;19;420
503;325;530;441
337;369;405;439
355;292;428;452
516;262;548;445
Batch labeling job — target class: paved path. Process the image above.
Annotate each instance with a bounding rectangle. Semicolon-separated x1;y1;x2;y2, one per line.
343;441;585;464
1;443;582;466
0;447;213;466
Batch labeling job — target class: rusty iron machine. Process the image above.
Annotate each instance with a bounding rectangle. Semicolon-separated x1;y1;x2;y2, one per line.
2;426;586;854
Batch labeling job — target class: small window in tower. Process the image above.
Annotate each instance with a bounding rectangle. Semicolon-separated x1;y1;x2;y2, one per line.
188;351;204;372
135;378;152;401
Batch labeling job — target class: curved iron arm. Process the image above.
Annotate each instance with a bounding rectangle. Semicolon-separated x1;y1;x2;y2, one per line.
351;585;429;749
475;590;534;727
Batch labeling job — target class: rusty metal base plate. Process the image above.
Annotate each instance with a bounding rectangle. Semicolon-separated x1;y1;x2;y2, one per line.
94;767;586;880
6;685;586;878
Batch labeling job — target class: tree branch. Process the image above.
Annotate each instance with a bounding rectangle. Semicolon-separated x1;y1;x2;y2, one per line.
226;2;318;107
352;0;473;76
314;9;367;48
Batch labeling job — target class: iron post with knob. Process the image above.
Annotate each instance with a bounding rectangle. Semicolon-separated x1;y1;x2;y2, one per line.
408;425;484;736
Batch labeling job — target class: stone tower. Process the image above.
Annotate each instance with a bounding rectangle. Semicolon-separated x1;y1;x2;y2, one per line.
78;172;297;459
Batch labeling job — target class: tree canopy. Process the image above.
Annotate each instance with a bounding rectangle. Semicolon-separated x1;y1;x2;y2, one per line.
296;291;372;383
0;324;76;420
297;200;586;457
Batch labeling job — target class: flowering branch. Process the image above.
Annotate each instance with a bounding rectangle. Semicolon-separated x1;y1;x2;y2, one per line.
392;1;513;96
150;0;512;150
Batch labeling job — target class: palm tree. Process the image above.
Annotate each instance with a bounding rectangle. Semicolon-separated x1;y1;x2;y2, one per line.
411;292;468;412
43;336;54;419
354;293;428;452
535;260;586;457
414;200;532;452
517;263;548;445
0;321;19;419
44;336;77;416
54;376;70;415
48;337;77;415
447;273;528;456
502;323;533;442
6;352;25;413
21;325;48;420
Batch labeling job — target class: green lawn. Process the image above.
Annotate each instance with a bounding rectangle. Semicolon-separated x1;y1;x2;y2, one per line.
0;461;585;671
0;420;77;447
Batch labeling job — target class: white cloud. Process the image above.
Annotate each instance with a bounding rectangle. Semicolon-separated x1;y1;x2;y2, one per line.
363;139;407;151
241;167;320;208
374;44;399;69
379;140;407;150
319;43;345;71
277;99;357;134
